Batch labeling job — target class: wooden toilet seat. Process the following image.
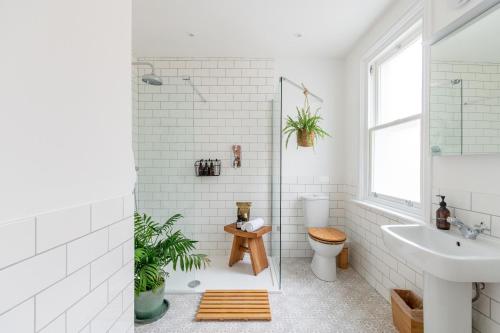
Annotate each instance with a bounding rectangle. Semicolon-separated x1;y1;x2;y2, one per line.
308;227;346;245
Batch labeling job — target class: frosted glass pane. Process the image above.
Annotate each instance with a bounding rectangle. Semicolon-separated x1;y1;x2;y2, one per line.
372;120;421;202
379;38;422;124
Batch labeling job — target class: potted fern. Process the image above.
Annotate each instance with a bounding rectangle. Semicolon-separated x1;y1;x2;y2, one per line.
283;88;330;148
134;212;209;322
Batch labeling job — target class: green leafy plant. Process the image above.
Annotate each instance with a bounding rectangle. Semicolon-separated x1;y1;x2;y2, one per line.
283;92;330;148
134;212;209;295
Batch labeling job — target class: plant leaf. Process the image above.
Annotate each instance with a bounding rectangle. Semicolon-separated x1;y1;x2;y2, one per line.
134;211;209;294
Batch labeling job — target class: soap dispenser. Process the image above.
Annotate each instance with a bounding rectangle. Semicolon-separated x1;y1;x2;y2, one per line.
436;195;451;230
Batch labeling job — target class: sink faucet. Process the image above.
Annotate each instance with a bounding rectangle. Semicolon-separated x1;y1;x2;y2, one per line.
447;217;490;240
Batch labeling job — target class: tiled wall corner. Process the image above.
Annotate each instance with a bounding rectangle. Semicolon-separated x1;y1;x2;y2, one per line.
343;189;423;302
0;193;135;333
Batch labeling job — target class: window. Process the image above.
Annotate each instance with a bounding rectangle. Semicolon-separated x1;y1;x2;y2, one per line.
365;26;423;213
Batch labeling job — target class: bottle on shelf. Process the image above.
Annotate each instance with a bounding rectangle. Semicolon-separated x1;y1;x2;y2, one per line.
209;159;215;176
203;160;209;176
198;159;204;176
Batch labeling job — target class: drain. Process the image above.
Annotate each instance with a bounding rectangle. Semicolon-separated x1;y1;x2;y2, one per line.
188;280;201;288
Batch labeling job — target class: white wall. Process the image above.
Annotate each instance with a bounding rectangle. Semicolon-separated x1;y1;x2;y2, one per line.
0;0;135;331
429;0;485;34
275;58;346;182
0;0;136;223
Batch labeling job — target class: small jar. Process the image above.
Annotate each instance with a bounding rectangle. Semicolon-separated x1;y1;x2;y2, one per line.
236;202;251;229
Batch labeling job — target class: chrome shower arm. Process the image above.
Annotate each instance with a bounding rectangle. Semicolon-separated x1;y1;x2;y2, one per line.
183;76;207;103
132;61;156;73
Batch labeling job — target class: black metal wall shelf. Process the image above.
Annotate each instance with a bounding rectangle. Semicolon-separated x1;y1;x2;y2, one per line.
195;159;221;176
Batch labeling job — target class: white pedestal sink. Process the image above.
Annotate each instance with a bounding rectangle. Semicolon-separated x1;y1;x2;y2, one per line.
381;224;500;333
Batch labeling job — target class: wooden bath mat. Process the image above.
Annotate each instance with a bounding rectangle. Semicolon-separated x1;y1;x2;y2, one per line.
195;290;271;321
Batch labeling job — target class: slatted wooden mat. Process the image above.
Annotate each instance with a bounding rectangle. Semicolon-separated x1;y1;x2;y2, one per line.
195;290;271;321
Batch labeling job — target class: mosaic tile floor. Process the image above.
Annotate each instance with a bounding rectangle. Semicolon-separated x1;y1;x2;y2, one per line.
135;258;397;333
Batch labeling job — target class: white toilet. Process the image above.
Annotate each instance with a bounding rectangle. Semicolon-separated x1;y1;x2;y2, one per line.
303;194;346;281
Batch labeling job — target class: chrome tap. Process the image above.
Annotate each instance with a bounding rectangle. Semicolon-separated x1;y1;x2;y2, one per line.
446;217;490;240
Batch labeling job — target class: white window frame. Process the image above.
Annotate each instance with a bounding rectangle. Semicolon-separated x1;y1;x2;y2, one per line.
359;9;424;217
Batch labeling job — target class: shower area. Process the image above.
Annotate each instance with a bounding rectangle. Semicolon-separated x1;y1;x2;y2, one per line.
429;77;463;155
132;58;283;292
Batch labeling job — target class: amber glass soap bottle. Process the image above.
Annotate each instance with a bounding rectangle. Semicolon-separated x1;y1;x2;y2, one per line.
436;195;450;230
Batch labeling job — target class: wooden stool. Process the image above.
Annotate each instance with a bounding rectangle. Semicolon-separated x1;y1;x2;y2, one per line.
224;223;272;276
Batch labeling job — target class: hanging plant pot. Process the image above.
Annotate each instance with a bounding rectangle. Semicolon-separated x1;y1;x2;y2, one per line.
283;83;331;149
297;130;315;147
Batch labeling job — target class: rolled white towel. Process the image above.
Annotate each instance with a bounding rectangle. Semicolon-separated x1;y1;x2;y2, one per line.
242;218;264;232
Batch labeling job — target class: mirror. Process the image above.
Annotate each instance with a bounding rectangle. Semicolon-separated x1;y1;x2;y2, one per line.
430;5;500;155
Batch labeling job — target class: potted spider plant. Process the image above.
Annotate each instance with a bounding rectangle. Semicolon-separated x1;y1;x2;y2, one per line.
283;90;330;148
134;212;209;322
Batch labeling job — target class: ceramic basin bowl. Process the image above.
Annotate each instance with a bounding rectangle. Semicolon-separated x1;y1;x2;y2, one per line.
381;224;500;283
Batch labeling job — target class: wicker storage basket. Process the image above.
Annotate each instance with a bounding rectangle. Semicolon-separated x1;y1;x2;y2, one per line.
336;246;348;269
297;130;315;147
391;289;423;333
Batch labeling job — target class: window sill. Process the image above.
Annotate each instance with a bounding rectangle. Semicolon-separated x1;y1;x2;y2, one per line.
350;199;425;225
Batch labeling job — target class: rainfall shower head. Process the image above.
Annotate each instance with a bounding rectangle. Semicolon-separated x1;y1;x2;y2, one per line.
141;73;163;86
132;61;163;86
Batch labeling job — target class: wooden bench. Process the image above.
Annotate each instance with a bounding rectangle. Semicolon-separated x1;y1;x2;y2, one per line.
224;223;272;276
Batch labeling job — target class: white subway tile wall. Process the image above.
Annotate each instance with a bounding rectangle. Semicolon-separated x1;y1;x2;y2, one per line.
0;246;67;314
36;205;91;253
0;217;36;268
343;186;424;302
35;266;91;329
0;299;34;332
38;314;65;333
0;194;134;333
92;197;125;231
134;57;276;256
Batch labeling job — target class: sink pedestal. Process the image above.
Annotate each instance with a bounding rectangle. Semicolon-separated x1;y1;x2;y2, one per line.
424;272;471;333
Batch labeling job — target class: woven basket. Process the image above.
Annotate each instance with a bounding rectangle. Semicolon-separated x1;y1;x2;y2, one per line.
297;130;315;147
391;289;423;333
